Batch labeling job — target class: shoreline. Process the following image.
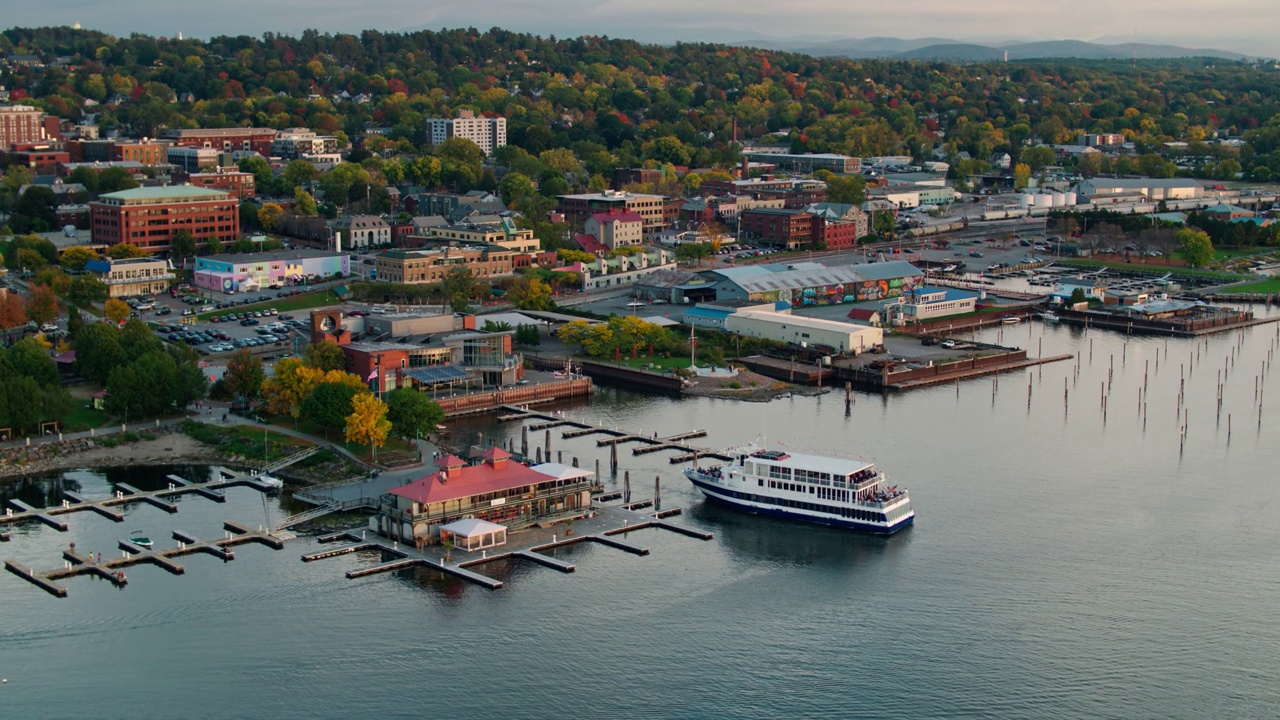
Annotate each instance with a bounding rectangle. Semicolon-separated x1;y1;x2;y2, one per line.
0;430;224;482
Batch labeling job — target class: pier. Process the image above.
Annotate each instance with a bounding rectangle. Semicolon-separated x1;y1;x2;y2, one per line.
0;471;283;538
4;521;285;598
300;503;713;591
496;405;733;462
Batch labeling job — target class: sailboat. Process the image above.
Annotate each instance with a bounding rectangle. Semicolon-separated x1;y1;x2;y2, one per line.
255;428;284;491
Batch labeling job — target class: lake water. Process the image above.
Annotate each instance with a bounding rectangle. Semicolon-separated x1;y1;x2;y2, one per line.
3;315;1279;719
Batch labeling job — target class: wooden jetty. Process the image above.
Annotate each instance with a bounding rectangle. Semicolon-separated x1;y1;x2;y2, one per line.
0;471;283;538
495;405;732;462
300;504;713;591
4;521;285;598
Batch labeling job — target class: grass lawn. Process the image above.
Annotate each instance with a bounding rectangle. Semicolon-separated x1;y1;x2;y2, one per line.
1057;258;1247;281
196;289;343;321
613;354;695;372
183;420;311;462
64;404;111;432
1213;247;1269;260
1219;278;1280;294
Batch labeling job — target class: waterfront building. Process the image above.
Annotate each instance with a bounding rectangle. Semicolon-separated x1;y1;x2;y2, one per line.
888;286;978;322
194;249;350;293
376;453;595;544
724;308;883;354
699;260;923;306
89;186;239;254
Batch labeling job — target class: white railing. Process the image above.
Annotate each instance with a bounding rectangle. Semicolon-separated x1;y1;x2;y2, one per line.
276;502;339;530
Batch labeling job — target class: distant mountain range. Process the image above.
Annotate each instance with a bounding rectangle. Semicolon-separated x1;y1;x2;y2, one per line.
736;37;1253;61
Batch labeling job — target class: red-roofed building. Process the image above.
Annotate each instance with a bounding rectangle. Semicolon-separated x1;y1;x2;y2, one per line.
584;210;644;250
846;307;883;326
572;233;608;255
376;454;595;544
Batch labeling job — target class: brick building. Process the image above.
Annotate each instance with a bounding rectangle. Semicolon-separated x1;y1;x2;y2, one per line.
557;190;670;238
69;138;168;166
89;186;239;253
0;104;45;147
613;167;661;189
373;245;516;284
740;207;864;251
161;127;278;155
171;171;256;198
6;143;69;173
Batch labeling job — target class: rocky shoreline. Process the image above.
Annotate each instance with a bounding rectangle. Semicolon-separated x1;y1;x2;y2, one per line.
0;428;224;481
681;368;826;402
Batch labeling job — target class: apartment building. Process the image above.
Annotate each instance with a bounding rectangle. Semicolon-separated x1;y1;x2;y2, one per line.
426;110;506;155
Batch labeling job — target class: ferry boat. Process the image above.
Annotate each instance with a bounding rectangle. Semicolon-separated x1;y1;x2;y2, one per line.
684;445;913;534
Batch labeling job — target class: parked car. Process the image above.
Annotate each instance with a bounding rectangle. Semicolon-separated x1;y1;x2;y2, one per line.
969;251;984;258
941;340;957;349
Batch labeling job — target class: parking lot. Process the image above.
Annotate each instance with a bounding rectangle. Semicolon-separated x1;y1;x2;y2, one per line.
128;290;313;358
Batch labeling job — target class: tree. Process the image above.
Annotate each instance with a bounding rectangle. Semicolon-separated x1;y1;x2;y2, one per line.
282;160;318;189
119;318;163;357
303;339;347;372
104;298;131;325
224;348;265;399
261;358;313;418
6;337;60;386
498;171;535;207
675;242;712;266
515;323;542;347
823;175;867;205
346;392;392;458
17;247;48;272
170;229;197;260
59;246;98;271
293;187;318;216
66;307;86;340
383;387;444;440
106;243;148;260
26;284;59;326
204;236;224;255
0;292;28;329
442;268;475;312
1013;162;1032;190
506;276;553;310
73;322;126;384
97;167;140;193
237;156;274;189
1021;146;1057;173
1177;228;1214;268
10;186;58;233
302;381;363;435
258;203;285;230
68;277;109;306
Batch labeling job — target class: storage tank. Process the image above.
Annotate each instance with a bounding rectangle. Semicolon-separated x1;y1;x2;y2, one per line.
1020;194;1034;208
1034;193;1053;209
1051;192;1066;208
1063;191;1077;206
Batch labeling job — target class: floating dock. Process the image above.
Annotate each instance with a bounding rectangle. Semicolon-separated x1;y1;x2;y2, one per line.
0;471;282;538
496;406;733;462
5;521;285;598
301;503;712;591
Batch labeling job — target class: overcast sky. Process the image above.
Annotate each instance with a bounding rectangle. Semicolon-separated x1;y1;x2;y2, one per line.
6;1;1278;56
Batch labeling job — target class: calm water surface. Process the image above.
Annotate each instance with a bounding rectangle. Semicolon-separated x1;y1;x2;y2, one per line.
2;316;1279;719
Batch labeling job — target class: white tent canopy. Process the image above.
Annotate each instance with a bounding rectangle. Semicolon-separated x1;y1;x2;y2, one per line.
439;518;508;552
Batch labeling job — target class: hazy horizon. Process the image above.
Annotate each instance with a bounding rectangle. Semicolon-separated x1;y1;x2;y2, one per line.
2;1;1277;57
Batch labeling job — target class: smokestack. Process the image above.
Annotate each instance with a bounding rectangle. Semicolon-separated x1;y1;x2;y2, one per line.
741;156;749;180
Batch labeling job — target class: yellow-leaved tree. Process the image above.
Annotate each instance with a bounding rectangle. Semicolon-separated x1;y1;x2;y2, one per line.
104;297;130;325
262;358;367;421
345;392;391;462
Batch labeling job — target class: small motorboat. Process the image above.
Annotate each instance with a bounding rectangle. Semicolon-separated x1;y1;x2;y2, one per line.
1001;316;1021;325
1039;310;1060;322
256;473;284;491
129;531;153;549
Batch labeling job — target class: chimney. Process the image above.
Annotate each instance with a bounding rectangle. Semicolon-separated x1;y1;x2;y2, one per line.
741;156;749;179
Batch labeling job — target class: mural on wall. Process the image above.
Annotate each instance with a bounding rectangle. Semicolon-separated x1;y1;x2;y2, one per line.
748;275;919;305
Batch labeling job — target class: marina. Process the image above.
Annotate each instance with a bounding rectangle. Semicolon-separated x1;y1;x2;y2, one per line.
301;504;712;590
4;521;285;598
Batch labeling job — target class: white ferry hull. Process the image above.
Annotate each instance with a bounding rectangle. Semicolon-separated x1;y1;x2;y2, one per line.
685;471;913;535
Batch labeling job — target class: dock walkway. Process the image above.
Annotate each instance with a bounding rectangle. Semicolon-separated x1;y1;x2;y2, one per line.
496;405;732;462
5;521;285;598
0;470;282;538
301;504;712;591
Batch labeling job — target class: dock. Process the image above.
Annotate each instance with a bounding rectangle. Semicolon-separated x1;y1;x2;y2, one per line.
0;470;283;539
4;521;285;598
300;503;713;591
495;405;733;462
